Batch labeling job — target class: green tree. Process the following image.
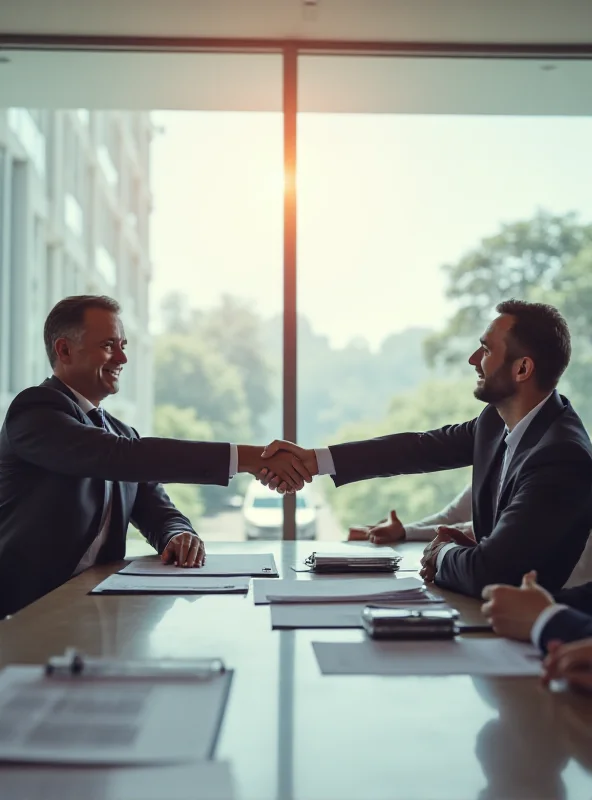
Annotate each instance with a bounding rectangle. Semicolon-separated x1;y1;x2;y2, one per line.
154;334;251;442
152;404;214;524
325;378;482;528
155;293;275;442
424;210;592;368
193;295;275;439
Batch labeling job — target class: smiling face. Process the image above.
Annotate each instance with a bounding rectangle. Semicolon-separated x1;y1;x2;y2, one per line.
468;314;519;405
54;307;128;406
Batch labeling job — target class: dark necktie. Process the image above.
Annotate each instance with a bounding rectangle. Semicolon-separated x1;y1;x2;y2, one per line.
87;407;107;430
490;432;508;513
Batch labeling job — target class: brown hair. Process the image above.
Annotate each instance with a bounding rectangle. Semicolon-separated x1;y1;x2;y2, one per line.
496;299;571;391
44;295;121;367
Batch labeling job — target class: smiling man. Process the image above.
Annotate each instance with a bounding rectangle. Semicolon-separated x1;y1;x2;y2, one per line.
0;295;311;616
260;300;592;598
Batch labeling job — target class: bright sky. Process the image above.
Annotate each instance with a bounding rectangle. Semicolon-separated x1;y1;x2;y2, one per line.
150;112;592;349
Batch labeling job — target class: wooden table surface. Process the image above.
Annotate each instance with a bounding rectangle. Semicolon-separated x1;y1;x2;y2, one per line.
1;540;592;800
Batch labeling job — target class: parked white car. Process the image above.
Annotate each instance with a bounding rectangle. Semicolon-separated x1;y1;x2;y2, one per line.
242;480;317;540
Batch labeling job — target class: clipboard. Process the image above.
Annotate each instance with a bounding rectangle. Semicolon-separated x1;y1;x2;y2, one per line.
0;649;234;764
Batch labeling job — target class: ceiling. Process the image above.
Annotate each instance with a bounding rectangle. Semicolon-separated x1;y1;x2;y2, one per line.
0;50;591;115
2;0;592;45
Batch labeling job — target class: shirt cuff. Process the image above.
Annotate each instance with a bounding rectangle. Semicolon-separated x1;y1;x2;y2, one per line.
229;444;238;478
315;447;336;476
530;604;566;650
436;542;460;572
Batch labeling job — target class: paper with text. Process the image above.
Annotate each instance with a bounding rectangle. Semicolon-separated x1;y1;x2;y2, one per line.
91;573;250;595
119;553;278;578
312;639;541;676
0;761;235;800
0;665;232;764
253;576;428;604
271;600;449;629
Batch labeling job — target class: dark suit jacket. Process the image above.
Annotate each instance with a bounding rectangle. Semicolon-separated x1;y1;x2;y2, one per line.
539;605;592;652
329;391;592;597
0;376;231;616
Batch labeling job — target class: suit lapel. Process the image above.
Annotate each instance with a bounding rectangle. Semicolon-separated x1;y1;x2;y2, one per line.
474;429;507;537
496;391;565;517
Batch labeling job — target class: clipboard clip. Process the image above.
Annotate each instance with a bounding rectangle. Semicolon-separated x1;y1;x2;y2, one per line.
45;648;226;681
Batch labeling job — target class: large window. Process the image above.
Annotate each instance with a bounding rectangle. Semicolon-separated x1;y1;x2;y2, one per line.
2;49;592;549
297;112;592;539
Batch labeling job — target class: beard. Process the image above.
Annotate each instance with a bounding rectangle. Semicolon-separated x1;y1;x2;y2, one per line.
474;362;517;404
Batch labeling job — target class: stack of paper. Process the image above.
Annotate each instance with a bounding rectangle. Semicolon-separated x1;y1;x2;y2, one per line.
306;551;401;573
119;553;278;578
91;574;250;595
253;576;435;605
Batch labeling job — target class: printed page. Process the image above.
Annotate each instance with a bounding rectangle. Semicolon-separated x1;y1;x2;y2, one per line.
312;639;541;676
0;761;235;800
253;576;426;604
92;574;250;594
271;600;448;629
119;553;278;578
0;666;232;765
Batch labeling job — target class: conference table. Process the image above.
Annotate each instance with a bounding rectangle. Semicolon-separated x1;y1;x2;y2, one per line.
1;540;592;799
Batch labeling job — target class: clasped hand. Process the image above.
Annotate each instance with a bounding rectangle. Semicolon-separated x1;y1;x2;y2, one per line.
256;440;319;493
419;525;476;582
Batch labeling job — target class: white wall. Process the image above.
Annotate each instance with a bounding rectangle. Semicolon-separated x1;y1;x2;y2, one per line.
2;0;592;44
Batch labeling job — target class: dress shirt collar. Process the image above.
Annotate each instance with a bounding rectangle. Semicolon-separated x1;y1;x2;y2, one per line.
504;393;553;455
61;382;98;415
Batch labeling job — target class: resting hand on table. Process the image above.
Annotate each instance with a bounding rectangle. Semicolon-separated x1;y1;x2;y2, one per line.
349;510;406;544
543;638;592;692
481;570;554;641
419;525;476;582
258;440;318;494
161;531;206;568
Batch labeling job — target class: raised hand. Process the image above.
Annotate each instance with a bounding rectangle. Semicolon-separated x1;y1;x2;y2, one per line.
349;510;405;544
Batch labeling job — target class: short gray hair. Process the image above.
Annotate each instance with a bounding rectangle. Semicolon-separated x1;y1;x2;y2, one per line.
44;295;121;367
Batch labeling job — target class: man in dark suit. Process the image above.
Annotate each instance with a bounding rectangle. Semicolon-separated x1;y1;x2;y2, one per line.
259;300;592;598
0;295;310;616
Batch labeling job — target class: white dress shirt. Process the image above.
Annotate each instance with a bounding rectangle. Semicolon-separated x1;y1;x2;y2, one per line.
404;484;472;542
67;387;114;576
66;387;238;575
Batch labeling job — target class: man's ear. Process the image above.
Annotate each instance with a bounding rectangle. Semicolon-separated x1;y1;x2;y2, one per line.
516;357;535;383
55;337;71;364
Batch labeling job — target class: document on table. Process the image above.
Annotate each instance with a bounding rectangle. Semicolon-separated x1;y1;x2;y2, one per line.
119;553;278;578
0;664;233;764
253;576;435;605
270;600;449;629
91;573;250;595
0;761;235;800
312;639;541;676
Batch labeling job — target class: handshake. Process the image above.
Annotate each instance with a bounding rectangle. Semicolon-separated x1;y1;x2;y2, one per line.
240;440;319;493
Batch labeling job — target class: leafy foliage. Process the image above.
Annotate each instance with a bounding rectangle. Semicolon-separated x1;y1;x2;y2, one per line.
325;379;480;528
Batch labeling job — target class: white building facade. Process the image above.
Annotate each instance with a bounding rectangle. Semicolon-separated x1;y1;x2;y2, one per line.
0;109;153;431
